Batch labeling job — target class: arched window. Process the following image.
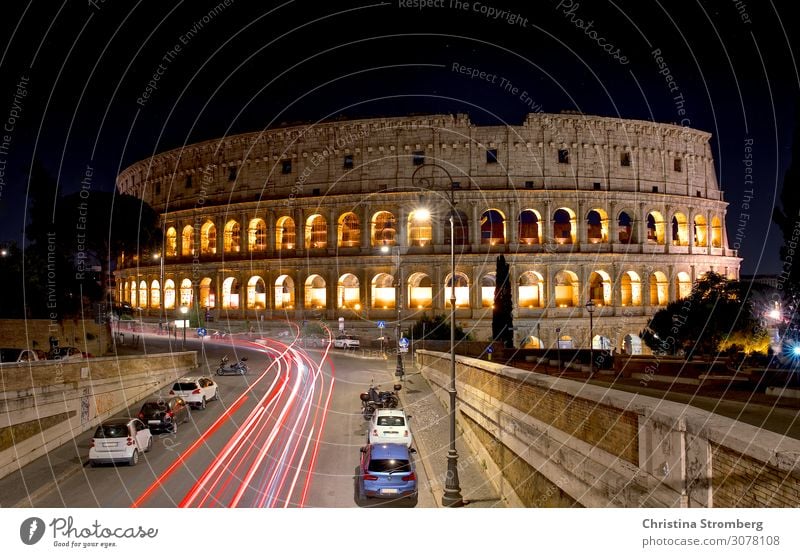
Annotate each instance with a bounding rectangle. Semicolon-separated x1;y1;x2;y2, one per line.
247;276;266;309
480;209;505;245
675;271;692;299
339;212;361;248
371;273;395;309
164;279;176;309
588;271;612;305
646;212;665;244
222;277;239;309
371;211;395;247
444;210;469;245
620;271;642;306
130;280;137;307
408;210;432;247
305;214;327;249
407;273;432;309
618;212;633;244
554;270;579;307
123;282;130;304
649;272;668;305
338;273;361;308
150;280;160;308
553;208;575;244
305;275;327;308
201;221;217;255
518;271;543;308
623;334;643;355
248;219;267;252
138;280;148;308
224;220;241;253
179;278;193;307
275;275;295;309
693;215;708;247
444;272;470;308
199;277;214;308
181;225;194;256
672;213;688;246
519;210;540;244
276;216;296;250
521;336;543;349
711;216;722;248
165;227;177;257
480;273;496;308
586;209;608;243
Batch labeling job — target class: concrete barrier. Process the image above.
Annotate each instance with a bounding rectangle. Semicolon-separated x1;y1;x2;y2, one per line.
417;349;800;508
0;352;198;480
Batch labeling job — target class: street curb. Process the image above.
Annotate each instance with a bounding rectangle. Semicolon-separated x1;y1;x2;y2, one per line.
398;376;442;508
11;462;85;508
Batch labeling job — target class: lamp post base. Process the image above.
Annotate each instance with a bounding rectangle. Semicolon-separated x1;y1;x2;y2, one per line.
441;449;464;507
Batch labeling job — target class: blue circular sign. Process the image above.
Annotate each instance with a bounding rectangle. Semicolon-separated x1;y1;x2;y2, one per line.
197;327;207;337
398;337;409;347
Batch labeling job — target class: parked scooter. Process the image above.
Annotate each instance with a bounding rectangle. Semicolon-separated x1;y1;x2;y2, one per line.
359;381;400;419
215;355;249;375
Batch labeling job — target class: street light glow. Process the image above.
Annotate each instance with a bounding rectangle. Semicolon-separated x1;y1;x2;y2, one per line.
413;207;430;221
380;245;390;253
792;345;800;357
769;309;781;320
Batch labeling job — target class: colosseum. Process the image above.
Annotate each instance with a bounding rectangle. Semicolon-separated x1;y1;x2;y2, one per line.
115;112;740;353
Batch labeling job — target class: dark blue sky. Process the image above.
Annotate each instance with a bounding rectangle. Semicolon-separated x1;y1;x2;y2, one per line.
0;0;796;274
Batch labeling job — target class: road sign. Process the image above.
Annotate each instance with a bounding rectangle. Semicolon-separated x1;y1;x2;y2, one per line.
197;327;207;337
398;337;409;352
486;346;493;354
338;317;345;332
377;320;386;329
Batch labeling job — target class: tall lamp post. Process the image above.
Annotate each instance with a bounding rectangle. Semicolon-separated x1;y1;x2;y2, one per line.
381;244;405;380
411;163;463;507
153;253;164;324
180;305;188;350
585;300;595;374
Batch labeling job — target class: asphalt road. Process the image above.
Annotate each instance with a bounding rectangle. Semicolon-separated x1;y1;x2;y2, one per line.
24;334;434;508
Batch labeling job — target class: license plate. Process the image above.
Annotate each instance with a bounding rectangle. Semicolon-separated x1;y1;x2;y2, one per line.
102;442;116;448
385;431;398;435
381;488;399;494
148;420;161;425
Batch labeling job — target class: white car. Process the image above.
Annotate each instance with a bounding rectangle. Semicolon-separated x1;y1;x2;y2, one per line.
169;376;218;409
333;335;360;349
89;418;152;466
368;409;413;447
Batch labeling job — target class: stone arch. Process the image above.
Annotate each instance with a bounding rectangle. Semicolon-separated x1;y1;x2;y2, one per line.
588;270;612;305
646;211;665;244
672;212;689;246
337;273;361;308
675;271;692;299
199;277;215;308
181;225;194;256
221;277;239;309
693;214;708;247
620;270;642;306
165;227;177;257
164;279;176;309
276;216;296;250
617;211;634;244
407;272;432;309
305;214;327;249
247;276;266;309
408;209;432;247
224;219;241;253
554;270;579;307
444;272;470;308
518;271;544;308
518;209;541;244
123;282;130;304
586;208;609;243
623;333;643;355
445;210;469;245
275;275;295;309
371;273;396;309
521;336;543;348
649;271;668;305
480;272;496;307
371;210;396;247
150;280;160;308
129;280;137;306
248;218;267;252
592;334;612;350
711;216;723;248
339;212;361;248
304;274;327;308
553;208;576;244
179;278;193;307
138;280;148;308
480;209;506;245
200;220;217;255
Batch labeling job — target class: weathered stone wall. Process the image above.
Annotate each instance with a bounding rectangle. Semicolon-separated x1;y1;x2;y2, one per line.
0;318;112;357
418;350;800;508
0;351;198;479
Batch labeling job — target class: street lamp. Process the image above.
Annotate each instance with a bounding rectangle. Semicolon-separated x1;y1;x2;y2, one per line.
180;305;188;349
381;244;405;380
411;163;463;507
153;252;164;322
585;300;596;374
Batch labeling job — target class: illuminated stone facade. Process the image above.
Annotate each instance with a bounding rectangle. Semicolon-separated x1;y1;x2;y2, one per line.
115;113;739;352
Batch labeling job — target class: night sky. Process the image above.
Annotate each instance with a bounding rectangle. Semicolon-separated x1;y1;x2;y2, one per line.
0;0;796;275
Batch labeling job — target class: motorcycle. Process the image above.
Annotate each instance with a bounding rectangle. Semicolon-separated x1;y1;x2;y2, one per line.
215;355;249;375
359;382;400;419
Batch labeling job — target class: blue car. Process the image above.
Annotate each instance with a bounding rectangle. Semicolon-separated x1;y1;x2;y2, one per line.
358;443;418;505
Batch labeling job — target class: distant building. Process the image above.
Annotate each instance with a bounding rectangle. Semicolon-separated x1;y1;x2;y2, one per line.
115;113;740;352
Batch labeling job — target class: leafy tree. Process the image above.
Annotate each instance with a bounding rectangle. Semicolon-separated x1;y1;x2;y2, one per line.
640;272;767;356
410;314;468;341
492;255;514;347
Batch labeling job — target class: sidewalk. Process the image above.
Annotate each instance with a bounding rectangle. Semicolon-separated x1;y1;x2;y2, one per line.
397;365;506;508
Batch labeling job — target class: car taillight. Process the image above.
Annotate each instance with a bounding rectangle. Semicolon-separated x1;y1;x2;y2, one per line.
192;389;201;394
166;411;174;418
90;439;94;448
363;473;379;481
138;412;144;420
372;429;378;436
402;472;416;481
126;437;134;446
404;430;409;437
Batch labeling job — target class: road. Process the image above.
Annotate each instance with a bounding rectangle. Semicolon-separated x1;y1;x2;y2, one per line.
21;333;433;508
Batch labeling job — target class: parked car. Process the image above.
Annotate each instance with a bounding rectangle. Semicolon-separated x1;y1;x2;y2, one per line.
49;346;92;360
0;348;47;363
169;376;218;409
333;335;360;349
303;336;329;348
368;408;413;447
358;443;418;504
137;397;189;433
89;418;152;466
